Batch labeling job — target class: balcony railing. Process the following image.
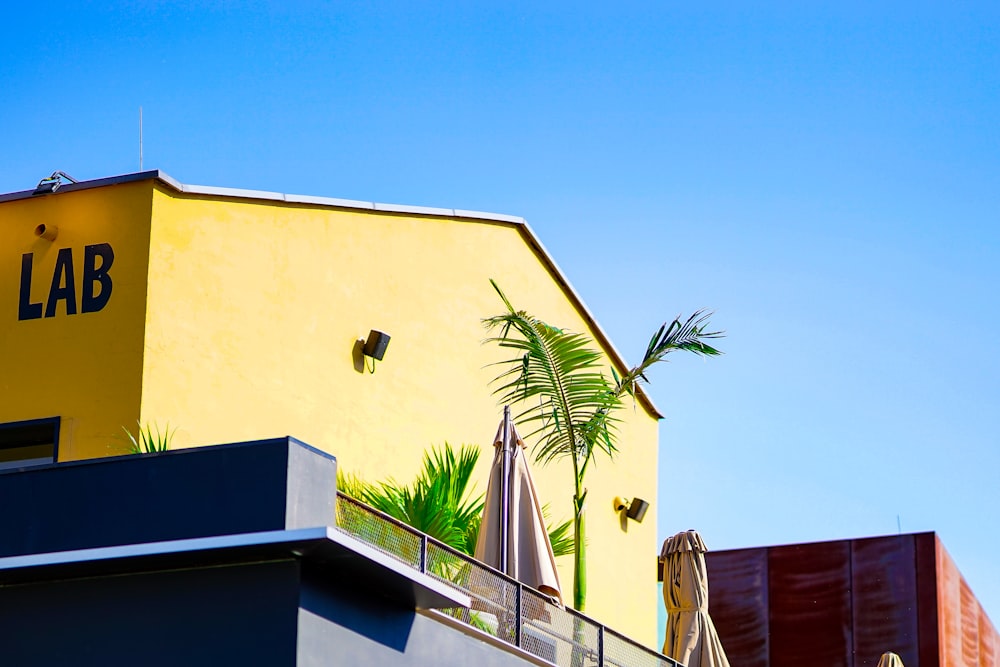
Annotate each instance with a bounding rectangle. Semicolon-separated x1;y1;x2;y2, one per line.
335;493;680;667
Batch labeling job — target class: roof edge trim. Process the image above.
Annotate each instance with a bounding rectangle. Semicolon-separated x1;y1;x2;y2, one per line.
0;170;172;203
516;222;663;418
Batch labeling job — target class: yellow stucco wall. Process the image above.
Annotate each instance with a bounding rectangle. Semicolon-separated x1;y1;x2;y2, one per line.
0;182;152;460
1;177;660;643
140;184;660;642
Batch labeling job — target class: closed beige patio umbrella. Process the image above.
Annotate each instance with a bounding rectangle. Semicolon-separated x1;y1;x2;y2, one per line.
877;652;905;667
474;406;562;604
661;530;731;667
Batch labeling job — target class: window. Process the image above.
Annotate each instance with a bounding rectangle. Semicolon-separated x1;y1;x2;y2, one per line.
0;417;59;471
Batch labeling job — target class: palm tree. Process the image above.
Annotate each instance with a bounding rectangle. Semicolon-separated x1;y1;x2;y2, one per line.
338;442;573;558
483;280;722;611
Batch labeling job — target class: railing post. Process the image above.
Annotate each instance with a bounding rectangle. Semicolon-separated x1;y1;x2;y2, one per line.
514;582;522;648
597;624;605;667
420;534;428;573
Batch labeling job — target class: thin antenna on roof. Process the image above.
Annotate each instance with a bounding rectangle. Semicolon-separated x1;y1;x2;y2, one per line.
139;106;144;171
897;514;902;534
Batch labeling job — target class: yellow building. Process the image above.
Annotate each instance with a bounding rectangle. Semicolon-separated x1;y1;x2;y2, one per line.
0;170;662;644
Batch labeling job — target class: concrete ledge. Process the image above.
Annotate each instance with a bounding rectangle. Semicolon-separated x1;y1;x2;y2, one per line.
0;526;469;611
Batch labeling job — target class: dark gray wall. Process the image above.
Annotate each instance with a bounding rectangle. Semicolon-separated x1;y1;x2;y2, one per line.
0;558;535;667
297;569;535;667
0;560;301;667
0;437;336;558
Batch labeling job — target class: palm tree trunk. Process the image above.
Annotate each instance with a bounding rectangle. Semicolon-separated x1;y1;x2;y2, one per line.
573;483;586;611
571;480;588;667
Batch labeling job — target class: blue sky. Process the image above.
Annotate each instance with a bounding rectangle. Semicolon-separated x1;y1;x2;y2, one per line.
3;1;999;625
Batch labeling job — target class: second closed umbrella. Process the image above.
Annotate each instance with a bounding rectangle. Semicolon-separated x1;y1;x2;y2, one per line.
661;530;731;667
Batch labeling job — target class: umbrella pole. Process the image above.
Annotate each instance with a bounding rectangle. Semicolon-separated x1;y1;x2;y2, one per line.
499;405;512;576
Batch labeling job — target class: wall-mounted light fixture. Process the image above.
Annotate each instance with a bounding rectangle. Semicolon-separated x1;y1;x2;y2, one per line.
363;330;390;361
32;171;78;196
34;223;59;241
613;496;650;523
361;329;391;373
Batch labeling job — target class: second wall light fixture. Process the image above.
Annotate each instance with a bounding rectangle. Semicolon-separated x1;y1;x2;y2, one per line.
361;329;391;374
613;496;650;523
363;330;391;361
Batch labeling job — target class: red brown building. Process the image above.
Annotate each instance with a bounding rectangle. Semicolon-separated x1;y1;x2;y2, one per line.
703;532;998;667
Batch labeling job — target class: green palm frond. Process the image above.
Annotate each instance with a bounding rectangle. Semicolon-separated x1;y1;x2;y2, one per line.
542;504;575;558
615;310;723;398
420;443;484;539
338;442;572;559
369;477;469;549
484;281;619;467
336;471;370;500
344;443;484;553
122;421;174;454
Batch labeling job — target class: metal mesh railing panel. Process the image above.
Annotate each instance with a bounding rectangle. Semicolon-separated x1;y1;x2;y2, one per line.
604;627;678;667
334;493;678;667
425;540;519;640
521;588;600;666
334;493;424;570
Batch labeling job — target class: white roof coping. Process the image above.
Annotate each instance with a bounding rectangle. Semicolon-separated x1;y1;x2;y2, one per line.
284;193;376;209
372;201;454;216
